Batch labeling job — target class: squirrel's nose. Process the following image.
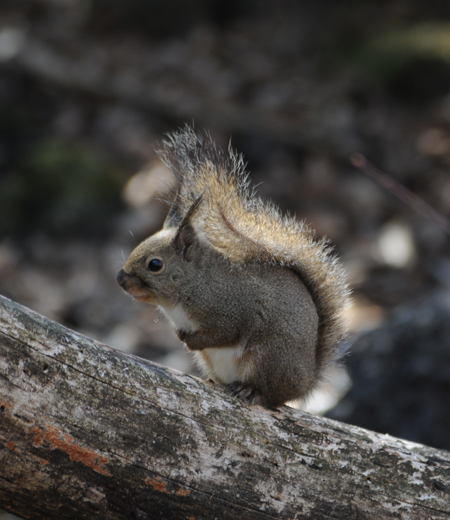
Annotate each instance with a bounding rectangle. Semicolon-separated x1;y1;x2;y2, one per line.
116;269;128;288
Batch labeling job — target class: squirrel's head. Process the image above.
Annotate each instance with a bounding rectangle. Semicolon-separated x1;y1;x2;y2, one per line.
117;195;204;308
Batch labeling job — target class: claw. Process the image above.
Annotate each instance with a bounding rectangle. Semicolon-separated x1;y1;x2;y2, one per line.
227;382;263;406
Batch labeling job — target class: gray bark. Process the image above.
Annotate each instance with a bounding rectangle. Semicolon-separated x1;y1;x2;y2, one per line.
0;294;449;520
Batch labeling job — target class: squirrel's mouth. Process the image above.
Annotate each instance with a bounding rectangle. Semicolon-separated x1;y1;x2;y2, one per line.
121;284;155;303
128;291;149;301
128;290;160;305
116;269;158;304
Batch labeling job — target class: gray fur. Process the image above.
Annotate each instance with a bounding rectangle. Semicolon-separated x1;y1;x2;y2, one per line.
117;127;351;408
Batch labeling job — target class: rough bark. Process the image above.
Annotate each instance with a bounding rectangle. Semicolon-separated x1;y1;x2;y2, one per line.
0;294;449;520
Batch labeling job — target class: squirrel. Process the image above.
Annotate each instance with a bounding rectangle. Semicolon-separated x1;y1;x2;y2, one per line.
117;126;351;408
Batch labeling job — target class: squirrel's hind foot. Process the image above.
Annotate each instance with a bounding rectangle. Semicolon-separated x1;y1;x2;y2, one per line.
227;382;264;406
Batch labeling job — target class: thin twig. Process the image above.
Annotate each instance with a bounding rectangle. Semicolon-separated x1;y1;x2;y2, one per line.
350;152;450;236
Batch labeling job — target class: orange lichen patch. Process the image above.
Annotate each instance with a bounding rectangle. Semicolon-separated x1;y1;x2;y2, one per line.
32;427;44;446
146;476;169;493
145;477;191;498
31;425;111;476
6;441;16;451
176;487;191;497
40;458;49;465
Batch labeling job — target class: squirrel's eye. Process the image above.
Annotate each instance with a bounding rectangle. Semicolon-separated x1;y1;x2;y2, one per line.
147;258;164;273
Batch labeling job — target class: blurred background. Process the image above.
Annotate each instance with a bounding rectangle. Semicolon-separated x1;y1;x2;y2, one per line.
1;1;450;513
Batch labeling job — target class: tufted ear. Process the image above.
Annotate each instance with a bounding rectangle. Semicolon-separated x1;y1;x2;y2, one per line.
174;194;203;261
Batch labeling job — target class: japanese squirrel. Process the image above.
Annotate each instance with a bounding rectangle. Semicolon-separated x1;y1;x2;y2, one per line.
117;126;351;408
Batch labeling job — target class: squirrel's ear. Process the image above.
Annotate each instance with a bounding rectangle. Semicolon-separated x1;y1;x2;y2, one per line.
174;194;203;261
175;224;198;261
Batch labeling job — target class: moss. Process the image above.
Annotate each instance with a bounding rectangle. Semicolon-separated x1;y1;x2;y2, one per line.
353;22;450;81
0;139;126;239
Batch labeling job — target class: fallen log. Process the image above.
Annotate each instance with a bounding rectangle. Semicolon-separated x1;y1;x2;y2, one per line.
0;294;449;520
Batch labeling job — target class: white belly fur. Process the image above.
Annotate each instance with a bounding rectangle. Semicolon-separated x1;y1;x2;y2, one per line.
160;304;246;385
159;305;198;332
193;345;245;385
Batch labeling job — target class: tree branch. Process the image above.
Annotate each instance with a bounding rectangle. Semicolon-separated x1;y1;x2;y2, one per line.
0;294;449;520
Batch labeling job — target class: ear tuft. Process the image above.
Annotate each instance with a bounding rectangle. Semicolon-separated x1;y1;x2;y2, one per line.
174;194;203;261
175;224;198;262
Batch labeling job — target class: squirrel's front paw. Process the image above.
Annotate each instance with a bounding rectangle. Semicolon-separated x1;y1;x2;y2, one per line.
177;329;189;342
227;382;264;406
176;329;205;351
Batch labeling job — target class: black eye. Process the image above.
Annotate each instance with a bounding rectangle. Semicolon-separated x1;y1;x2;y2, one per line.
147;258;164;272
